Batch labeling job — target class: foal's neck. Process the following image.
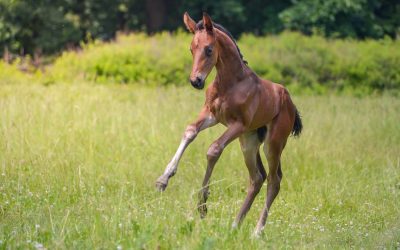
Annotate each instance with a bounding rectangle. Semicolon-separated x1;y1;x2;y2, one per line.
215;30;247;90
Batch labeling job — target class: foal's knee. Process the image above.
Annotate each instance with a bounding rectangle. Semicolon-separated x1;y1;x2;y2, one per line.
267;174;281;191
250;173;264;193
183;125;197;142
277;165;283;180
207;142;223;162
268;172;279;181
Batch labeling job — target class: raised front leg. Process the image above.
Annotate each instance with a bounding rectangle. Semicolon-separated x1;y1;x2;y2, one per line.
198;122;245;218
156;107;217;191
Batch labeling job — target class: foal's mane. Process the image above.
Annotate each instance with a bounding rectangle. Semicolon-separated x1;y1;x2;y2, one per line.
196;20;248;65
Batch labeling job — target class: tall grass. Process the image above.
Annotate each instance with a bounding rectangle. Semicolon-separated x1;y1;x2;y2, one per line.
0;83;399;248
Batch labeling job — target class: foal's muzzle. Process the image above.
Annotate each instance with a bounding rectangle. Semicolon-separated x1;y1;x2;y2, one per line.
190;77;205;90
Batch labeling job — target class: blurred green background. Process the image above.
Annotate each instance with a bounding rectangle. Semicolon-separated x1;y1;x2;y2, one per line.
1;0;400;56
1;0;400;95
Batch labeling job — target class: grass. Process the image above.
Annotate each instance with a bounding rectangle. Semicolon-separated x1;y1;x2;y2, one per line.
0;83;399;249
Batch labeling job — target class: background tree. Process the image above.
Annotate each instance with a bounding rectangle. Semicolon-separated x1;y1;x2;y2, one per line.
279;0;400;38
0;0;399;57
0;0;81;55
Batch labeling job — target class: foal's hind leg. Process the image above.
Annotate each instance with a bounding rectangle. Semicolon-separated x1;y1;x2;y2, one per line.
254;113;292;236
232;131;266;228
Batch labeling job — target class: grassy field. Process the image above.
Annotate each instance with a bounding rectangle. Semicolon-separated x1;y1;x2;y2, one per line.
0;83;399;249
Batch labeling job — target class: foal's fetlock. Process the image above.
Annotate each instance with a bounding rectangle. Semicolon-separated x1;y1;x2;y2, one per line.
197;189;209;218
231;221;240;229
197;202;208;218
253;226;264;238
155;176;169;192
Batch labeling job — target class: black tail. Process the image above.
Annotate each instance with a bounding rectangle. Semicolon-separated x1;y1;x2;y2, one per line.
292;109;303;137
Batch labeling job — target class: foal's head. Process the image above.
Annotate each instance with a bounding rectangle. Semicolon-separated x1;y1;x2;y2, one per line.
183;12;218;90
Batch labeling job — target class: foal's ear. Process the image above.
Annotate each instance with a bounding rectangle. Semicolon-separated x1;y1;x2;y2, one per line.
203;12;213;33
183;12;196;33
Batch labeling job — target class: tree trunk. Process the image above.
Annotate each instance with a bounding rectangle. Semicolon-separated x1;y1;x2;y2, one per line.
145;0;166;33
3;46;11;63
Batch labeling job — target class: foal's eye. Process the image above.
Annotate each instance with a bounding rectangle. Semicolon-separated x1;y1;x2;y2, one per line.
205;46;213;57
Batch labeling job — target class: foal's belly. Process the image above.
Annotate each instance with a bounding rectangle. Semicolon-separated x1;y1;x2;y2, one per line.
248;97;277;129
210;94;276;131
207;79;280;131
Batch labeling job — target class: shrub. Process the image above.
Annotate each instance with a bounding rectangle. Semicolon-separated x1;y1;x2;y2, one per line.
239;32;400;95
48;32;192;85
0;59;39;85
2;32;400;95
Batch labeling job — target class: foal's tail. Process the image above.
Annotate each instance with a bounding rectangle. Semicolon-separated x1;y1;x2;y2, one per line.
292;109;303;137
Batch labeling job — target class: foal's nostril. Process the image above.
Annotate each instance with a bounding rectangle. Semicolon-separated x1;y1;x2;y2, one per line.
190;77;201;86
189;76;204;89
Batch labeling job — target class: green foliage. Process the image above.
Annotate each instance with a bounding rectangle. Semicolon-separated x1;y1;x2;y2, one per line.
48;32;192;85
44;32;400;95
0;0;399;56
0;0;82;55
239;32;400;95
0;0;142;55
175;0;247;36
0;84;399;248
0;59;40;84
241;0;292;35
280;0;400;39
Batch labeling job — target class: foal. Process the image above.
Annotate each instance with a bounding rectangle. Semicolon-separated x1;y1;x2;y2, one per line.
156;12;302;236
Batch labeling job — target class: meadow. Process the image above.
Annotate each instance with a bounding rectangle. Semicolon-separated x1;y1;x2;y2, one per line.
0;83;399;249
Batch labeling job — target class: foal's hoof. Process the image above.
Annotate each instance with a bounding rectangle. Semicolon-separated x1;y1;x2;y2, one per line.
155;177;168;192
197;203;208;218
155;181;167;192
253;227;264;238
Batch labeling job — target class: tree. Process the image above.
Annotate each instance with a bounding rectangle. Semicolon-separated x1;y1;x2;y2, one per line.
279;0;400;39
0;0;80;55
0;0;399;57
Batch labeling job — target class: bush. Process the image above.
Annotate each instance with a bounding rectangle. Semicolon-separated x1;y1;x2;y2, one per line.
239;32;400;95
2;32;400;95
0;59;39;85
48;32;192;86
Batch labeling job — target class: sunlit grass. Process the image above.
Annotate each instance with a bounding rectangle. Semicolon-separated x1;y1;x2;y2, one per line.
0;83;399;249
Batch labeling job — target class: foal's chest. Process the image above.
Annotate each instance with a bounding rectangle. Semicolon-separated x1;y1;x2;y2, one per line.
209;96;241;126
209;97;223;118
206;84;251;125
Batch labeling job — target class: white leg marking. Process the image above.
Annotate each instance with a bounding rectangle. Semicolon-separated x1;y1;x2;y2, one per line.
163;138;190;177
161;115;217;181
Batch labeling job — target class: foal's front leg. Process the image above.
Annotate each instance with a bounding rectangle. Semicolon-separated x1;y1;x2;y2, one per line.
198;122;245;218
156;107;217;191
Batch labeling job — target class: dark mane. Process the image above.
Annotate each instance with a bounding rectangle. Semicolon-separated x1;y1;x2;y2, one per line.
196;21;248;65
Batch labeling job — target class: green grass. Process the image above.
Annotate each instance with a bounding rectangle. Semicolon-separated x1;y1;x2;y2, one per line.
0;83;399;249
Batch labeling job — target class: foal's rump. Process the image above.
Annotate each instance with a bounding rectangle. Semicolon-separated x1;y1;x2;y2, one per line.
277;84;303;138
257;82;303;141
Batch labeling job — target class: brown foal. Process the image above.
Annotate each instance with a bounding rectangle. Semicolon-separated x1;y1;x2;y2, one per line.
156;12;302;236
